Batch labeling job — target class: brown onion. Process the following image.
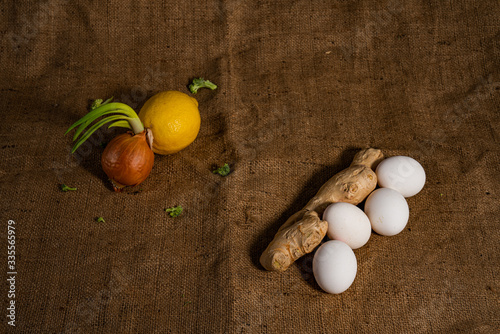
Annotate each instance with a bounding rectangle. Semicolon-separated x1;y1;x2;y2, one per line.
101;129;154;192
66;99;157;192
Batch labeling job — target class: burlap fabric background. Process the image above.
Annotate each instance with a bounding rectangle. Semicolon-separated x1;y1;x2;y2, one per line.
1;0;499;333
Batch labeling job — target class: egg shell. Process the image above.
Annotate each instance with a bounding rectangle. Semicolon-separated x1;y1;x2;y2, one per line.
313;240;357;294
376;156;426;197
364;188;409;236
323;202;371;249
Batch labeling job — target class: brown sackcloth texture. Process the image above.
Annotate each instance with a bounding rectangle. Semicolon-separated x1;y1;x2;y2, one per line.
1;0;499;333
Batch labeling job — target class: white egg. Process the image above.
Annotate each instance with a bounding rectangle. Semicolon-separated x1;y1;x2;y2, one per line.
376;156;426;197
323;202;371;249
313;240;357;294
364;188;409;236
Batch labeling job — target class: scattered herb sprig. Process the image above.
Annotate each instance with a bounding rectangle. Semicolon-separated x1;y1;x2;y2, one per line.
61;184;77;192
165;206;183;217
213;163;230;177
189;78;217;94
90;97;113;110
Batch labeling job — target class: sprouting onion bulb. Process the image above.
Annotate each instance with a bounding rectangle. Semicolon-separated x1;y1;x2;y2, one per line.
101;131;154;191
66;98;154;192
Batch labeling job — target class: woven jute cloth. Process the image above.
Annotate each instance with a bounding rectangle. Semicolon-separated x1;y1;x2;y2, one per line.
1;1;499;333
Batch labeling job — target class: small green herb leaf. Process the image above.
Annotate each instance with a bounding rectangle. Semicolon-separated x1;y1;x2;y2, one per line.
96;217;105;223
91;99;103;110
91;97;114;110
165;206;183;217
61;184;77;192
213;163;230;176
189;78;217;94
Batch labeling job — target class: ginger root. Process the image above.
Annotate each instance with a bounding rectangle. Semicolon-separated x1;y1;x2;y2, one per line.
260;148;384;272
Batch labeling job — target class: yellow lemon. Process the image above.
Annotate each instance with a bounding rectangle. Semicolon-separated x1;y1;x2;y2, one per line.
139;91;201;155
